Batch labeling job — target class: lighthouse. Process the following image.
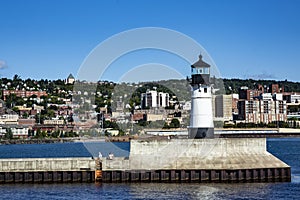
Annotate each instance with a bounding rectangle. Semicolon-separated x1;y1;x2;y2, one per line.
188;55;214;139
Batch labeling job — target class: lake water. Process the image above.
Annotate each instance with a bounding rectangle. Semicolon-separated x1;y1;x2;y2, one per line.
0;138;300;199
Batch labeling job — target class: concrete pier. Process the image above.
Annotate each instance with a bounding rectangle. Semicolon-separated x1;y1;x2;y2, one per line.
0;138;291;184
0;157;96;183
101;138;291;183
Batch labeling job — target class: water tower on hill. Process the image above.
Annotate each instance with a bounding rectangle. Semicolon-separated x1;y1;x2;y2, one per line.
188;55;214;139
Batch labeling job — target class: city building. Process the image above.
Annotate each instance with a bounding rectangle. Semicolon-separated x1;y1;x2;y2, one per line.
238;84;284;101
284;93;300;103
214;95;233;121
239;87;261;100
43;119;65;125
132;113;144;122
270;84;284;93
0;114;19;125
0;124;29;138
146;114;164;122
141;90;169;109
2;90;47;100
182;101;191;110
232;93;239;115
238;99;287;124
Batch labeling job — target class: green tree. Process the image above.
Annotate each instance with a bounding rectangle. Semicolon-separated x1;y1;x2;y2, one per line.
163;122;170;129
169;118;180;128
35;129;44;138
22;112;29;119
5;128;13;139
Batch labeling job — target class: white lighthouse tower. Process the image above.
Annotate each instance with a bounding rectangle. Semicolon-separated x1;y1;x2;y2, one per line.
188;55;214;138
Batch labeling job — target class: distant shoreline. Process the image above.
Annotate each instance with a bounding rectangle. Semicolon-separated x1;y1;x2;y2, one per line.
0;138;76;145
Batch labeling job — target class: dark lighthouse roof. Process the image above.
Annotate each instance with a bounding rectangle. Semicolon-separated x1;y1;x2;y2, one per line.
67;73;75;79
191;55;210;68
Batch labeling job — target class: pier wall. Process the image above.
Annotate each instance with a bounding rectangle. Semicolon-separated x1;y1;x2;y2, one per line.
0;138;291;183
103;138;289;170
0;157;96;183
101;138;291;182
101;168;291;183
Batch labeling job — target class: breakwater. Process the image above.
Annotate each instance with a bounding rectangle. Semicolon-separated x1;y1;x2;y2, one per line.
0;158;95;183
101;168;291;183
101;138;291;183
0;138;292;184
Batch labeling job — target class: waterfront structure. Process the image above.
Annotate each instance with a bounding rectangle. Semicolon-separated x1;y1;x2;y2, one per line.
100;55;291;183
0;56;291;184
0;158;95;183
101;138;290;183
188;55;214;138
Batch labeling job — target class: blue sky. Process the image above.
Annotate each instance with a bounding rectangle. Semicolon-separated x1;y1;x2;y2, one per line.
0;0;300;82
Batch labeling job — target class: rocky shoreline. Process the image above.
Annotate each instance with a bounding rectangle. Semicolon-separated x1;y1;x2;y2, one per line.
0;138;76;145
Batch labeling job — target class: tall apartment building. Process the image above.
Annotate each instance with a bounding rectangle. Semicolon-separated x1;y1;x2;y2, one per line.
232;93;239;115
238;99;287;123
141;90;169;109
239;87;262;100
237;83;287;124
214;95;233;121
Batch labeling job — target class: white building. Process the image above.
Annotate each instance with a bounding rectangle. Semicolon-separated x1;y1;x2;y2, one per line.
141;90;169;109
290;94;300;103
182;101;191;110
0;125;29;138
43;119;65;125
273;93;283;101
0;114;19;125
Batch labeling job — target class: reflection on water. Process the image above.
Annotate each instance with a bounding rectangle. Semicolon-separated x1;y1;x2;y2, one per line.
0;182;297;200
127;183;273;200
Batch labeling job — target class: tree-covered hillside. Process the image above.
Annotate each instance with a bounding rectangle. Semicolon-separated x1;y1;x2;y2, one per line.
223;78;300;94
